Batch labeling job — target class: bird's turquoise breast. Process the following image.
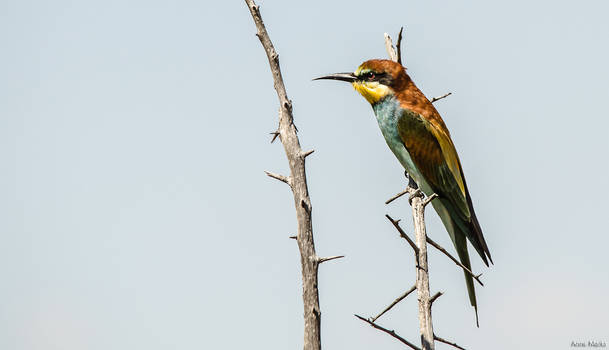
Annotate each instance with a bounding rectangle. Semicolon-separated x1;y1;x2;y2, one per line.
372;96;432;194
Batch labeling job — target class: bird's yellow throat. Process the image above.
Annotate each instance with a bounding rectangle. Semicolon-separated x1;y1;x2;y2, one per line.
352;80;391;105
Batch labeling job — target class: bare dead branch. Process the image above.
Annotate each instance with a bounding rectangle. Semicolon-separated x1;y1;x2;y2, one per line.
355;314;422;350
264;171;291;185
426;236;484;287
385;214;419;255
430;92;452;104
316;255;345;264
434;335;467;350
385;188;409;205
371;285;417;322
245;1;323;349
396;27;404;65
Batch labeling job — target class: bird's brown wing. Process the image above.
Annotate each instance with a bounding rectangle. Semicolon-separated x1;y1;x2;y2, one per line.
396;108;492;265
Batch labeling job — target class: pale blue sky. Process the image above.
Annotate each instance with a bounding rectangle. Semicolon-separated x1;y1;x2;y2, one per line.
1;0;608;349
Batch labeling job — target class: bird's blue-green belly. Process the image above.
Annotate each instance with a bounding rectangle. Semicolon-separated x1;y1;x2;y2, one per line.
372;96;433;195
372;96;458;242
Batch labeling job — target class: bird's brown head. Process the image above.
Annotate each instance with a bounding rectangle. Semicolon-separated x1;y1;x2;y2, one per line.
315;59;410;105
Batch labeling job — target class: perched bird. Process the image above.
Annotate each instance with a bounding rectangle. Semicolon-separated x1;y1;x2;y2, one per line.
315;59;492;325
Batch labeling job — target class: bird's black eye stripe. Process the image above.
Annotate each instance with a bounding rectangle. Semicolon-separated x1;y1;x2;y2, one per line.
360;71;387;82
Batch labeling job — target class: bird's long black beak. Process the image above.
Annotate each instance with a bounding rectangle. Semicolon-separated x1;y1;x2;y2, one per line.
313;72;357;83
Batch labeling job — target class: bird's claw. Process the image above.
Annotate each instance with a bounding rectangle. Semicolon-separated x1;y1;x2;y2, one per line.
404;171;419;190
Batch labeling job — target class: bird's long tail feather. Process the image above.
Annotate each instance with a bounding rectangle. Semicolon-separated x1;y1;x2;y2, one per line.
453;231;479;327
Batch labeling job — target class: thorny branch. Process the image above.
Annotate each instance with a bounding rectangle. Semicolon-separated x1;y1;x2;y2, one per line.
384;183;483;287
245;1;342;350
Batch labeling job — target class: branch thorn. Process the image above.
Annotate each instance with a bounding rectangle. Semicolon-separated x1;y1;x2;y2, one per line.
430;92;452;104
264;171;291;186
316;255;345;264
302;149;315;158
422;193;438;207
385;188;409;204
385;214;419;255
430;291;444;305
270;131;280;143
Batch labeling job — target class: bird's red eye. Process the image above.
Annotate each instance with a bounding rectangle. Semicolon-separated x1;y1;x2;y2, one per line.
368;73;375;80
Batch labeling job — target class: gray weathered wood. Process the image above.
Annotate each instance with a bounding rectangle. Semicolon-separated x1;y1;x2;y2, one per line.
244;1;324;349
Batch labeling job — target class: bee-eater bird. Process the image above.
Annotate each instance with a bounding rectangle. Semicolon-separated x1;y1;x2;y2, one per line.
315;59;492;325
